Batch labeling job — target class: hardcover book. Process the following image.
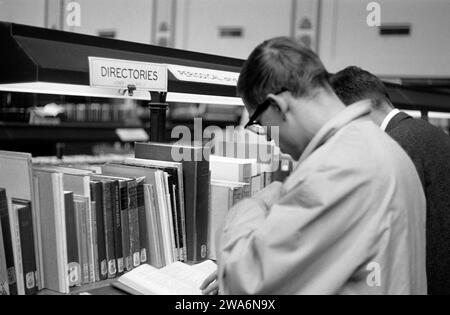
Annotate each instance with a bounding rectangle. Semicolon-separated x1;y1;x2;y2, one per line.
135;142;210;263
113;260;217;295
13;199;38;295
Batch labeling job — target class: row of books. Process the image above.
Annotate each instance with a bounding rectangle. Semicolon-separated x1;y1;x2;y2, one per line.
0;139;293;295
61;103;140;124
0;145;211;295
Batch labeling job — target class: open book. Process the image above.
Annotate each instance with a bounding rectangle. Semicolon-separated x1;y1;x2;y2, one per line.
113;260;217;295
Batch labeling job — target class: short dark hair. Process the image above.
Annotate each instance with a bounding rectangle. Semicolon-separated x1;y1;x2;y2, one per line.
237;37;330;110
330;66;392;107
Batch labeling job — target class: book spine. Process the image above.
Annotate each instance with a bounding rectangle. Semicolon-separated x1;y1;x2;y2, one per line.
74;199;90;285
12;205;24;295
85;199;95;283
111;181;124;275
91;182;108;281
64;193;82;287
171;184;182;262
0;222;9;295
120;183;132;272
195;159;211;262
136;180;148;264
0;190;17;295
102;182;117;279
17;204;38;295
90;201;100;283
128;181;141;268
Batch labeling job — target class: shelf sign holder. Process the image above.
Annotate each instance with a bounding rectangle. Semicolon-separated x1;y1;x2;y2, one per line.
148;91;168;143
88;56;170;143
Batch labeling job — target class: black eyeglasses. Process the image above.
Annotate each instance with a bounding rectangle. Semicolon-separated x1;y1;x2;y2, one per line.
244;88;288;135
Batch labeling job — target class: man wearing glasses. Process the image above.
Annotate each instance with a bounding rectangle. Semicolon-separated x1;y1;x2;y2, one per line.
204;37;427;295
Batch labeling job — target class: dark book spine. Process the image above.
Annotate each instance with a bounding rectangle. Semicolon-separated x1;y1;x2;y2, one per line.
195;159;211;262
136;180;148;264
128;181;141;268
17;204;38;295
119;183;132;272
111;181;124;275
0;189;17;295
102;182;116;279
90;182;108;281
64;192;82;287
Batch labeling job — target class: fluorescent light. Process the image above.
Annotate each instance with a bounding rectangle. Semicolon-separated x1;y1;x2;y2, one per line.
0;82;244;106
0;82;151;100
166;92;244;106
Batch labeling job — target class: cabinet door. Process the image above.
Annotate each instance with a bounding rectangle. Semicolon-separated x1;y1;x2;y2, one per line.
179;0;293;59
319;0;450;77
0;0;46;27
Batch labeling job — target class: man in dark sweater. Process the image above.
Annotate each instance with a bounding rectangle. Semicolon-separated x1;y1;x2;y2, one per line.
330;66;450;295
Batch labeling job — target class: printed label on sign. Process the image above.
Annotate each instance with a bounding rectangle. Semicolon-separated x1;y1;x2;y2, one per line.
89;57;168;91
167;64;239;86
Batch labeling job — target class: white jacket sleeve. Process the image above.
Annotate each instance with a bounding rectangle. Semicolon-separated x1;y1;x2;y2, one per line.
218;165;380;295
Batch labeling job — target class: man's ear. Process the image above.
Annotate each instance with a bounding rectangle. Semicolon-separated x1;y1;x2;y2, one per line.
267;94;289;120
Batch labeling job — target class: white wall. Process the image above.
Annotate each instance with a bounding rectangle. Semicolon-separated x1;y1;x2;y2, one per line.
319;0;450;78
0;0;46;27
65;0;154;44
177;0;293;59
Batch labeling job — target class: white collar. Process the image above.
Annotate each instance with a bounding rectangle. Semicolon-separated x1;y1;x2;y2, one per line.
380;109;401;131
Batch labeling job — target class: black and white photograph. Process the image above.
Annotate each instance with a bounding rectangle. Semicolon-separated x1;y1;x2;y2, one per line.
0;0;450;299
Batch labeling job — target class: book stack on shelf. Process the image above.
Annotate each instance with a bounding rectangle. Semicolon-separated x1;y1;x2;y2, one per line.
0;139;293;295
0;145;211;295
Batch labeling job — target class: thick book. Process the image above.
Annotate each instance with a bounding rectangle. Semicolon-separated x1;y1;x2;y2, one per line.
136;179;148;264
0;188;16;295
115;158;187;261
135;142;210;263
91;177;117;279
74;196;90;285
13;199;38;295
90;181;108;281
0;151;36;295
32;169;69;294
113;260;217;295
47;167;95;283
208;181;245;260
0;227;8;295
127;180;141;268
101;164;170;267
64;192;82;287
122;158;186;262
0;190;10;296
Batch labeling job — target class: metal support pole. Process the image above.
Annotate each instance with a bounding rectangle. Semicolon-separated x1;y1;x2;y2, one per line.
148;92;169;143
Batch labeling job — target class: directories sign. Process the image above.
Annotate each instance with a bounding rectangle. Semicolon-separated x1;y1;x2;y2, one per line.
89;57;168;92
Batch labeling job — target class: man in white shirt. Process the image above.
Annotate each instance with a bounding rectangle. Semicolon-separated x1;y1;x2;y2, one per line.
330;66;450;295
